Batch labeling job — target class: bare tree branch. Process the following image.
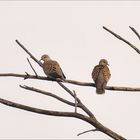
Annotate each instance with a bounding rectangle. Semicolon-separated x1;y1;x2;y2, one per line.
0;97;84;118
0;72;131;140
15;40;42;67
129;26;140;40
0;73;48;80
57;82;96;118
77;128;99;136
19;85;78;107
0;97;126;140
19;84;95;120
66;79;140;92
103;26;140;54
27;58;38;76
1;73;140;92
66;79;95;86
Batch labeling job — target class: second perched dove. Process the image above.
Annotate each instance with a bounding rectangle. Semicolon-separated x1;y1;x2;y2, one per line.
40;54;66;80
92;59;111;94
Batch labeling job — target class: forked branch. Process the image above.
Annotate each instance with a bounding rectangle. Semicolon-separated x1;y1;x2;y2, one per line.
0;94;126;140
0;97;85;119
57;82;96;118
103;26;140;54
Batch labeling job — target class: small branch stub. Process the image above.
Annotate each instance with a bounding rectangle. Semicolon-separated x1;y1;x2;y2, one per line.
129;26;140;40
77;128;99;136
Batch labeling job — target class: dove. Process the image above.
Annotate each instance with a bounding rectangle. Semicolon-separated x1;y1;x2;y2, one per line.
92;59;111;94
40;54;66;81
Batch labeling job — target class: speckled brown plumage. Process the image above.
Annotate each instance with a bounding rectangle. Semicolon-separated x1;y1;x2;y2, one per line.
40;54;66;80
92;59;111;94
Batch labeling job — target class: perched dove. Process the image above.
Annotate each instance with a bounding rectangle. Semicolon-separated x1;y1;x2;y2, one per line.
40;54;66;80
92;59;111;94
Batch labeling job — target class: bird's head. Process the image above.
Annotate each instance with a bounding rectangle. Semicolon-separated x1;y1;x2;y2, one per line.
40;54;51;62
99;59;109;66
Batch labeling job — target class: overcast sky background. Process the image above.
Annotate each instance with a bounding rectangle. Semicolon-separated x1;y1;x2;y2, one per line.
0;1;140;139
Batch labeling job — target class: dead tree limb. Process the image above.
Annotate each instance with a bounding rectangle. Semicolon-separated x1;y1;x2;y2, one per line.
0;96;126;140
19;85;77;107
103;26;140;54
0;73;140;92
20;84;95;118
19;83;126;140
57;81;96;118
0;97;85;118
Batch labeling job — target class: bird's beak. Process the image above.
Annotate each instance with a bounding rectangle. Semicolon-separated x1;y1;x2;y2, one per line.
107;63;109;66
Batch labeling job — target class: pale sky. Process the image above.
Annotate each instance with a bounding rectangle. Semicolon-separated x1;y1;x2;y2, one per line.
0;1;140;139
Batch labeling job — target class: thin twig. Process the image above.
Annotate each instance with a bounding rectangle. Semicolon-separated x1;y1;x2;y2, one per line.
129;26;140;40
27;58;38;76
73;90;77;113
15;40;42;67
19;85;79;107
77;128;98;136
103;26;140;54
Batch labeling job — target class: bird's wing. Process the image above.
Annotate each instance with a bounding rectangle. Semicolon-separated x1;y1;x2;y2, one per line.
103;65;111;82
92;65;103;82
44;60;65;79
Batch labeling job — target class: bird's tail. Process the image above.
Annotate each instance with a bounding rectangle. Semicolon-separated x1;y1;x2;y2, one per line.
96;88;105;94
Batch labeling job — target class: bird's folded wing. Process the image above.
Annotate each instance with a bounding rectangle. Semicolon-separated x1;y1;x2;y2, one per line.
92;65;103;81
44;60;65;78
103;66;111;82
